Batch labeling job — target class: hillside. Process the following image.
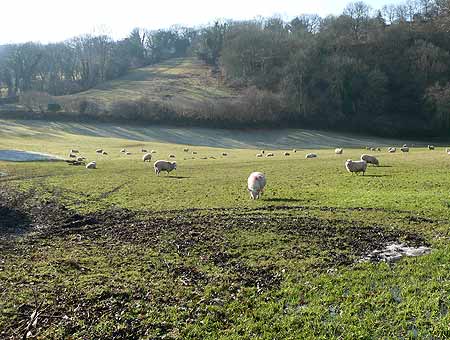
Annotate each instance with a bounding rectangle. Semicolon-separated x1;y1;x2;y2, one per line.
59;57;237;113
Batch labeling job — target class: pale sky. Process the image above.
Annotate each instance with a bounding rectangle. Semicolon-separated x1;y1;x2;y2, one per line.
1;0;404;44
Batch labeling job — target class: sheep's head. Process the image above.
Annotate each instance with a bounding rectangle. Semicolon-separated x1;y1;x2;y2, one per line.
171;162;177;170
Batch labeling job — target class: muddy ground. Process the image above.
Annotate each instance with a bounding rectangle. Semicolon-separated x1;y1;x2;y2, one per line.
0;186;433;338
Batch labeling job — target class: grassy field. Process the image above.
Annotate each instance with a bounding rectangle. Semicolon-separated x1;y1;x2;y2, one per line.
1;121;450;339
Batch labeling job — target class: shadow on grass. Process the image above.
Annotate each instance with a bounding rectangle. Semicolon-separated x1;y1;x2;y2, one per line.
377;165;392;168
263;198;305;203
166;176;191;179
363;174;390;177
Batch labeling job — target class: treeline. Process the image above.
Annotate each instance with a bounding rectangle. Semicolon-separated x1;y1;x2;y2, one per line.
0;27;195;96
194;0;450;135
1;0;450;136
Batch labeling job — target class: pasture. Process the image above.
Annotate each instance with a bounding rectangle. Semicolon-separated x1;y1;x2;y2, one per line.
1;120;450;339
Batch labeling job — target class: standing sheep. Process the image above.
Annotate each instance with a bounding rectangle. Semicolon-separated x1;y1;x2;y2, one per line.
86;161;97;169
121;148;126;153
361;154;379;166
345;160;367;175
292;149;297;153
222;152;228;156
247;172;266;200
305;153;317;159
70;149;79;154
428;145;435;150
388;147;396;153
142;153;152;162
284;152;290;156
256;153;263;158
141;148;148;153
335;148;343;155
96;149;103;154
183;148;189;152
154;160;177;175
401;146;409;152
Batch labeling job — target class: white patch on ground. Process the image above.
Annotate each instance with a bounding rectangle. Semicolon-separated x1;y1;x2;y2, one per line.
0;171;7;177
0;150;63;162
362;243;431;263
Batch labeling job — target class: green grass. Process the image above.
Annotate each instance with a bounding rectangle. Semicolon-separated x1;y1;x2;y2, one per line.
1;121;450;339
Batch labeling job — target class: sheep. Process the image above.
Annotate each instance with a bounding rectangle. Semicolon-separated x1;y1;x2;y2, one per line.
68;153;76;158
70;149;79;154
305;153;317;159
403;144;408;147
102;151;108;155
446;148;449;153
361;154;379;166
142;153;152;162
96;149;103;153
141;148;148;153
169;154;176;158
261;150;265;154
151;150;156;154
77;157;85;162
256;153;263;158
401;146;409;152
192;151;197;155
345;159;367;175
222;152;228;156
284;152;290;156
183;148;189;152
388;147;396;153
154;160;177;175
120;148;126;153
370;147;376;151
376;147;381;151
247;172;266;200
86;161;96;169
292;149;297;153
335;148;343;155
428;145;435;150
266;153;274;157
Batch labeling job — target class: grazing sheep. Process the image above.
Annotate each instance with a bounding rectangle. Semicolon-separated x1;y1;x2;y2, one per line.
388;147;396;153
376;147;381;151
169;154;176;158
141;148;148;153
192;151;197;155
261;150;265;154
151;150;156;154
345;159;367;175
370;147;376;151
284;152;290;156
335;148;343;155
120;149;126;153
70;149;79;154
305;153;317;159
86;161;96;169
154;160;177;175
256;153;263;157
68;153;76;158
361;154;379;166
401;146;409;152
247;172;266;200
222;152;228;156
428;145;435;150
96;149;103;153
292;149;297;153
126;152;132;155
102;151;108;155
142;153;152;162
266;153;274;157
183;148;189;152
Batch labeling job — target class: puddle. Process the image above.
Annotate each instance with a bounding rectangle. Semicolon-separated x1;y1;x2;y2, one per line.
362;243;431;262
0;150;62;162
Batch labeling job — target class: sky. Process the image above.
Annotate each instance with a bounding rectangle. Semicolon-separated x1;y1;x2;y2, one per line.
1;0;404;44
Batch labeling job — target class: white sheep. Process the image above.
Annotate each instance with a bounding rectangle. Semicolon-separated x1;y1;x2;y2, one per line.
401;146;409;152
96;149;103;153
388;147;396;153
141;148;148;153
192;151;197;155
169;154;176;158
261;150;265;154
70;149;79;154
247;172;266;200
335;148;343;155
183;148;189;152
154;160;177;175
222;152;228;156
256;153;263;158
305;153;317;159
361;154;379;166
292;149;297;153
68;153;76;158
376;147;381;151
266;153;274;157
284;152;290;156
142;153;152;162
120;148;126;153
446;148;450;153
428;145;435;150
86;161;96;169
345;159;367;175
